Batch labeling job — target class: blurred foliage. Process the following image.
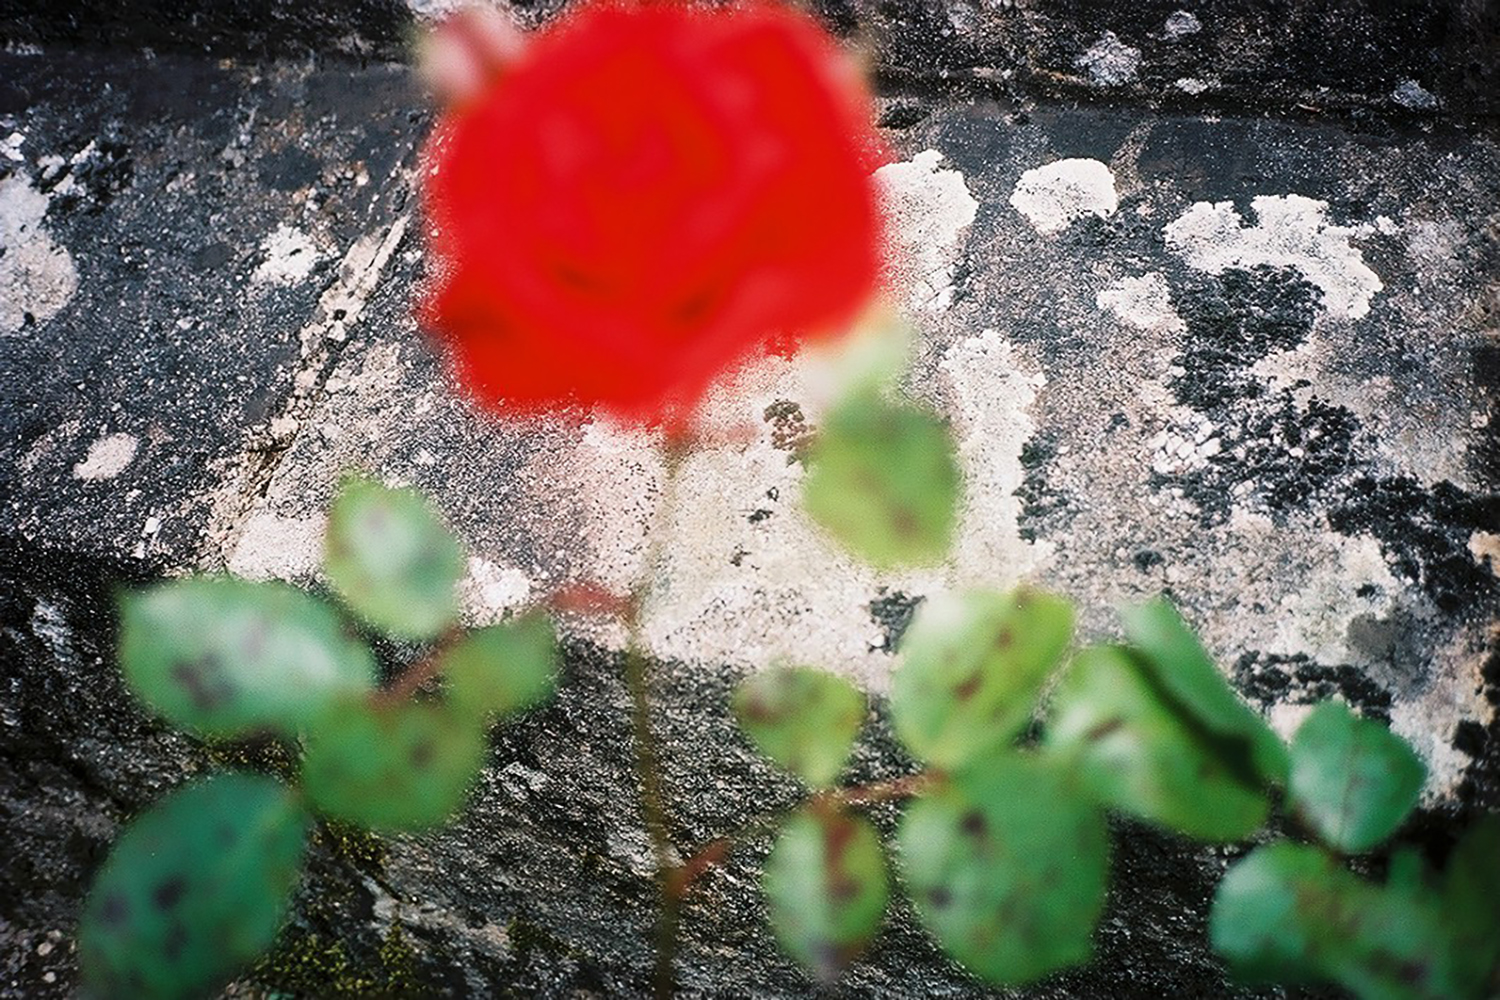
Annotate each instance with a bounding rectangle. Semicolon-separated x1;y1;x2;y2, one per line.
86;397;1498;1000
87;476;560;998
118;577;376;738
802;389;960;569
79;774;309;1000
889;587;1073;769
324;475;466;641
732;666;865;788
763;806;888;980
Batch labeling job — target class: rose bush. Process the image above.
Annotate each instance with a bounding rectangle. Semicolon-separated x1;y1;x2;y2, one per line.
420;1;886;423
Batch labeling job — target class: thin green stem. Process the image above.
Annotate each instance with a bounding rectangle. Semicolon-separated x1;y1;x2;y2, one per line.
671;771;937;898
622;437;688;999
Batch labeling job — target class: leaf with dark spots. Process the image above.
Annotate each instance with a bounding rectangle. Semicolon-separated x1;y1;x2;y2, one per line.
1120;597;1287;785
1211;842;1471;999
802;388;960;568
898;753;1108;985
324;475;466;641
891;588;1073;768
119;577;377;738
79;774;308;1000
301;698;488;832
732;667;865;788
1047;645;1271;842
763;807;887;982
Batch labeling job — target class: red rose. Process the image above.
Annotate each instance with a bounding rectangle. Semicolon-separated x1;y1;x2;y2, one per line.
419;1;886;423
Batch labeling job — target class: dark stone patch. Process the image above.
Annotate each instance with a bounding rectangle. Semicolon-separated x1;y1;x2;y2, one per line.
1169;267;1321;413
1170;394;1363;528
1233;652;1394;723
1132;550;1163;572
878;103;931;130
868;590;924;652
1328;476;1500;615
1454;719;1488;758
1016;435;1074;543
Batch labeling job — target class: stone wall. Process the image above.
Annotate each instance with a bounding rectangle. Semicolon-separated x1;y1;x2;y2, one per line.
1;2;1497;997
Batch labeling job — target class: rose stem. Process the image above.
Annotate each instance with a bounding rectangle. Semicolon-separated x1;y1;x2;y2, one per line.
622;434;689;999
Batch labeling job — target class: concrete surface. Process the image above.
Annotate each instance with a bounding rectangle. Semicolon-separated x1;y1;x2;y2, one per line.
1;2;1498;997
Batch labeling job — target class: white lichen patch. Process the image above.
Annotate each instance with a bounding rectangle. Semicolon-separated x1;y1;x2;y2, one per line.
1470;531;1500;576
458;555;534;625
1096;272;1186;333
1164;195;1383;320
1174;77;1212;95
939;329;1053;586
72;432;139;481
1163;11;1202;38
226;510;326;581
1010;158;1118;235
1077;32;1141;87
1147;411;1221;474
251;223;322;287
0;175;78;335
874;150;978;312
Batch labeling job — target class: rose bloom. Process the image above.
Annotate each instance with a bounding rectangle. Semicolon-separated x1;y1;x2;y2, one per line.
419;1;886;424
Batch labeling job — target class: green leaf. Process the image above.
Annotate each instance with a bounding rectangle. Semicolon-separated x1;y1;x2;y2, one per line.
79;773;309;1000
1046;645;1269;841
301;699;488;832
802;390;960;569
898;754;1108;985
118;577;377;738
764;806;888;980
1443;816;1500;996
732;667;865;787
1211;842;1469;999
324;476;465;641
444;612;559;721
890;588;1073;768
1287;701;1425;853
1120;597;1288;785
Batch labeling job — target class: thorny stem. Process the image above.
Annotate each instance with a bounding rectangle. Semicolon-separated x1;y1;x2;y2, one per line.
670;771;938;898
623;435;690;1000
371;626;464;709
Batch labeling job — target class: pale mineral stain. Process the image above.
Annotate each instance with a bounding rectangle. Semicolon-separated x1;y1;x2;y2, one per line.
226;510;326;581
1096;272;1186;334
251;223;322;287
874;150;978;312
1164;195;1383;320
0;174;79;335
1077;32;1141;87
458;555;534;625
72;432;139;481
1010;158;1119;234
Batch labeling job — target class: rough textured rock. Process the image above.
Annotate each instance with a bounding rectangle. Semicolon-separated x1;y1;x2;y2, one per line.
1;5;1497;1000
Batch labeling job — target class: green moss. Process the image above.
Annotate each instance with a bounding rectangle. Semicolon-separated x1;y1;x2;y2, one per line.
250;932;378;998
203;734;299;780
314;818;388;870
250;925;424;999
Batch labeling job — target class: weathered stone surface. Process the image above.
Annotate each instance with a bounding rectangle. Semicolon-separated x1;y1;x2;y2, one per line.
2;13;1498;1000
3;0;1498;116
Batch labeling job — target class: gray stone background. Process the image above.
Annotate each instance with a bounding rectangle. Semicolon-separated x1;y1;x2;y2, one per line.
1;0;1497;996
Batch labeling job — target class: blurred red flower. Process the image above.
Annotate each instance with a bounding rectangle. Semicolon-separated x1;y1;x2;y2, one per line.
419;1;886;423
